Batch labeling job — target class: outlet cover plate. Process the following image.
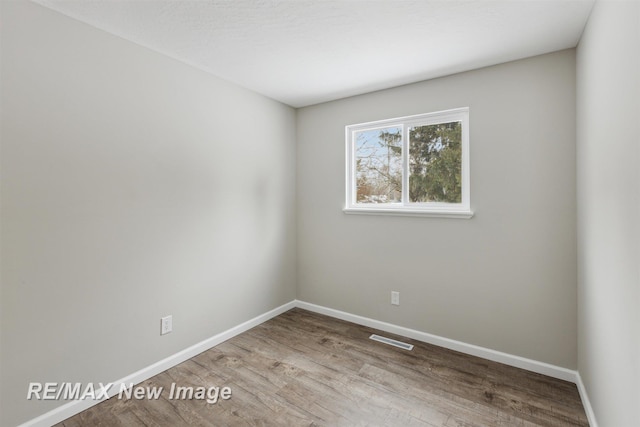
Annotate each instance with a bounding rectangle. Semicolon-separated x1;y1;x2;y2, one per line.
391;291;400;306
161;315;172;335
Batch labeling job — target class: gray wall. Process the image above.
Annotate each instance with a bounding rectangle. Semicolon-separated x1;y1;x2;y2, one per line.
297;50;577;369
0;2;296;425
576;1;640;425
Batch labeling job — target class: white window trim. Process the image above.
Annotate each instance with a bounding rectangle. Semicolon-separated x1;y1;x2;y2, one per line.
344;107;473;219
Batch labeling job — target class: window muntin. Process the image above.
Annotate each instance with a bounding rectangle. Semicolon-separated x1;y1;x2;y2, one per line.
345;108;472;218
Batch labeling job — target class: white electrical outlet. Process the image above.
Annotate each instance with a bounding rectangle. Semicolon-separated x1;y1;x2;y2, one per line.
391;291;400;306
161;315;172;335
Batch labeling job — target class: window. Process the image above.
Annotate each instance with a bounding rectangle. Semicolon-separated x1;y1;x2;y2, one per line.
345;108;472;218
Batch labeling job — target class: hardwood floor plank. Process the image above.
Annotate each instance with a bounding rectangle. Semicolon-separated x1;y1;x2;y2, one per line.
56;308;588;426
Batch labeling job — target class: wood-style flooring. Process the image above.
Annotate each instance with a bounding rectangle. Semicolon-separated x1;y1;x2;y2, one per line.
56;308;588;426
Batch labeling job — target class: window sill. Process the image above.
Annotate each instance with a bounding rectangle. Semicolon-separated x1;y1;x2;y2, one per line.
343;207;474;219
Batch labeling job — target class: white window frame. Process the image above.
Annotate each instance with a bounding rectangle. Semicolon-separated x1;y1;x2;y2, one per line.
344;107;473;218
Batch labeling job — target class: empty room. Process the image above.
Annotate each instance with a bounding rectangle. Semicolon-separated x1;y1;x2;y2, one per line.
1;0;638;426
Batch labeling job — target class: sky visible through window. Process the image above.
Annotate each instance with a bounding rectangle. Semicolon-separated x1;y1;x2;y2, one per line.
355;127;402;203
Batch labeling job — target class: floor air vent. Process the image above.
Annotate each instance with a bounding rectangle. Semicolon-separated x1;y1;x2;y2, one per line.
369;334;414;351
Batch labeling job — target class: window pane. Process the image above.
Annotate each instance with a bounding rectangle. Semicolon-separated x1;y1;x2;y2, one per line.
409;121;462;203
355;127;402;203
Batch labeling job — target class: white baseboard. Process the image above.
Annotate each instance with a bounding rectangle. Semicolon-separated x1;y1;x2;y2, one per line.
295;300;578;383
18;300;296;427
575;372;598;427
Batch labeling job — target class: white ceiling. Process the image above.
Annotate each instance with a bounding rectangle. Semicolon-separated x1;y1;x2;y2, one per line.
33;0;595;108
